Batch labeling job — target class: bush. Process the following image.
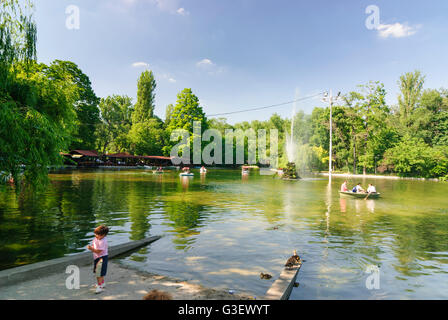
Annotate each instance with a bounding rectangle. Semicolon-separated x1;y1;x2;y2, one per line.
383;136;448;178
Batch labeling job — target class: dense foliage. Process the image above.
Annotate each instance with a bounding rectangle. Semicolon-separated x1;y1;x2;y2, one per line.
0;1;77;190
1;0;447;194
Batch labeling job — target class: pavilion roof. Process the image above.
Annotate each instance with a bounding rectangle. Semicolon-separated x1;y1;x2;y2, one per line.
69;150;99;157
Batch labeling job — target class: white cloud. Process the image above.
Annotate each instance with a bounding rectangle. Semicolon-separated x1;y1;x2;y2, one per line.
196;58;226;75
132;62;150;68
196;59;215;68
176;7;189;16
377;23;420;38
160;73;177;83
117;0;189;16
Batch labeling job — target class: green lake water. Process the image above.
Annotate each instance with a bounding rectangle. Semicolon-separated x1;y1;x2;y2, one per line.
0;168;447;299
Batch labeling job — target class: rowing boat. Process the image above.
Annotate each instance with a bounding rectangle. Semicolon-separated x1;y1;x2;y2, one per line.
180;173;194;177
339;191;381;199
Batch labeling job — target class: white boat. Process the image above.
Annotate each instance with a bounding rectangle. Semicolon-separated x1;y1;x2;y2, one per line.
180;173;194;177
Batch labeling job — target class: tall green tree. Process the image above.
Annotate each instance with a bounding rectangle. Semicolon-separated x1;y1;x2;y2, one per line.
166;88;207;133
165;88;208;159
128;118;165;156
96;95;134;154
418;89;448;146
396;71;425;132
47;60;100;150
132;70;156;123
1;0;78;191
128;71;165;155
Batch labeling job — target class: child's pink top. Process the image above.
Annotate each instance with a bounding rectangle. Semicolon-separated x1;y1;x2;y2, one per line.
92;237;108;260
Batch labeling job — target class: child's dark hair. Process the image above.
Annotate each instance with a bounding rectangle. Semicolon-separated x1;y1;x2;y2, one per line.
143;290;173;300
94;225;109;236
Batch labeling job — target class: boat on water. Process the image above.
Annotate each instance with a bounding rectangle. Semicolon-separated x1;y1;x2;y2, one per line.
180;167;194;177
180;173;194;177
339;191;381;199
242;166;251;175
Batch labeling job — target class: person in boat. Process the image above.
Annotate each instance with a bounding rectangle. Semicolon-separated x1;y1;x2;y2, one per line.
341;181;349;192
367;184;377;194
182;167;190;173
352;183;365;193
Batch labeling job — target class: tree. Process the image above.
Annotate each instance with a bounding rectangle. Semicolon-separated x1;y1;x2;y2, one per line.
132;70;156;123
1;1;79;191
46;60;100;150
164;103;174;128
383;136;448;178
96;95;134;154
419;89;448;146
166;88;207;132
164;88;208;161
128;118;165;156
396;71;425;132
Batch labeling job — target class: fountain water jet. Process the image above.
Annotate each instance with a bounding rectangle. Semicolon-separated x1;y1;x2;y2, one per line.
283;100;301;180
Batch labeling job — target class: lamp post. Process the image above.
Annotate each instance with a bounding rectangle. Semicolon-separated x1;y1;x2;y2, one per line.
322;90;342;183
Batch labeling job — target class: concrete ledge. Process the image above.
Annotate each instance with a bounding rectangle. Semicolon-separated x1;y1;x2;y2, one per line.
264;265;302;300
0;236;161;288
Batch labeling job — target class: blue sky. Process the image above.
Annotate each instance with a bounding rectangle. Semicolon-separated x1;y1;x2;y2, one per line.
34;0;448;124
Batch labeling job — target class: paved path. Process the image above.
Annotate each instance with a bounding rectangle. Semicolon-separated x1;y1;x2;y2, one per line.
0;261;253;300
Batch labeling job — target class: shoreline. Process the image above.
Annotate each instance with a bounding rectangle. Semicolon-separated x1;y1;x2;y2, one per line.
48;166;442;181
317;172;440;181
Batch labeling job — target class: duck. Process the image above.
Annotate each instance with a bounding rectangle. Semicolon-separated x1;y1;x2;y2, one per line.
260;273;272;279
285;250;302;268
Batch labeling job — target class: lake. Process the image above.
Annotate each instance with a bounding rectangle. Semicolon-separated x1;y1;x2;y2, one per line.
0;168;447;299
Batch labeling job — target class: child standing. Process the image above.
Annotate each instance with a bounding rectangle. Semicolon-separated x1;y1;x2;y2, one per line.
87;225;109;294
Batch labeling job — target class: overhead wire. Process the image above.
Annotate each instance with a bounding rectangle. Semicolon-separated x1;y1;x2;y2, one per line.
206;92;324;117
76;92;325;125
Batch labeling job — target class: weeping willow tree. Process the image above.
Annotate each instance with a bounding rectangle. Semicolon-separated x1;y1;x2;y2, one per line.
0;0;77;192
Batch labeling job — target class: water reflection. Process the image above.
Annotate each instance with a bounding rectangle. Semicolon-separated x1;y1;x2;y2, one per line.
163;198;208;250
180;176;192;190
366;200;375;213
200;173;206;185
339;198;346;213
1;170;448;299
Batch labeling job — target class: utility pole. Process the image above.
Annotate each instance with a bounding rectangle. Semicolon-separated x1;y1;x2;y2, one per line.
322;90;342;183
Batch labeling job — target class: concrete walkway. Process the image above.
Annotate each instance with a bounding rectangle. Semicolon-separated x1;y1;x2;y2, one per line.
0;236;253;300
0;261;253;300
